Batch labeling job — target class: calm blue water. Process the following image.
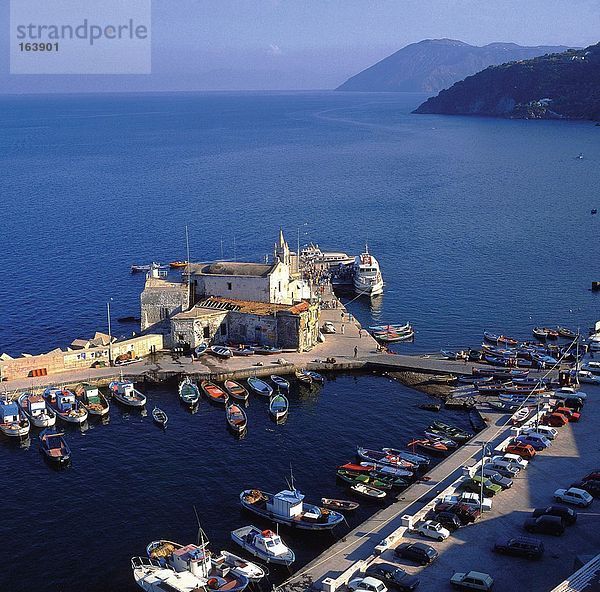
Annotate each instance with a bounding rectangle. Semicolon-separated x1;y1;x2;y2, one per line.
1;91;599;356
1;92;600;591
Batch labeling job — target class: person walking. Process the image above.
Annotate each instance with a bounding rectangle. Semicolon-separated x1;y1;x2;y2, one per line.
354;346;358;358
359;328;363;338
341;324;345;335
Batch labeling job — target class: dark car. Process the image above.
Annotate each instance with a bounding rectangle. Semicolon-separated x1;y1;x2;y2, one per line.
584;470;600;482
571;479;600;498
394;542;438;565
532;505;577;525
481;468;513;489
524;515;565;536
365;562;420;591
493;536;544;559
433;502;480;524
430;511;462;532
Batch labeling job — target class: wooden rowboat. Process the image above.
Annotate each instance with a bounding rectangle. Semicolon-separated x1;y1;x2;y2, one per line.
224;380;249;402
350;483;386;500
152;407;168;427
226;403;248;433
247;377;273;397
321;498;359;512
201;381;229;406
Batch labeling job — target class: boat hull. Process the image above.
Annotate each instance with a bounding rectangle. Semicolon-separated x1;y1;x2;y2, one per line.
230;529;295;565
17;394;56;427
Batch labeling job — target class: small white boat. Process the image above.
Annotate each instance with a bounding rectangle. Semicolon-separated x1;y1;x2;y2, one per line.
231;526;295;566
295;370;313;384
194;343;208;357
213;550;266;582
131;557;205;592
511;407;533;425
353;244;384;296
576;370;600;384
247;377;273;397
269;393;289;421
210;346;233;359
43;388;88;424
350;483;386;499
270;375;290;391
17;392;56;427
178;377;200;407
0;397;30;437
152;407;168;428
109;380;147;407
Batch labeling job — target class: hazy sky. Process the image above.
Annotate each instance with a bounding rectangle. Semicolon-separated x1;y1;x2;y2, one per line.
2;0;598;92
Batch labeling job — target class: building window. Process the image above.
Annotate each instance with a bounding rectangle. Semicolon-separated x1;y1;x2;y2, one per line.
227;282;232;290
177;333;185;341
203;326;210;338
221;324;227;336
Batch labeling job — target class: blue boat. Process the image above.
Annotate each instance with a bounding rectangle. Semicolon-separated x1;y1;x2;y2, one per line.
269;393;289;421
247;377;273;397
108;380;147;407
240;487;344;530
43;388;88;424
270;375;290;391
178;377;200;407
39;428;71;464
305;371;324;383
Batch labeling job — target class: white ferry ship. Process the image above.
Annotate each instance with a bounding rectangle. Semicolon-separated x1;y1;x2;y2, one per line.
353;245;384;296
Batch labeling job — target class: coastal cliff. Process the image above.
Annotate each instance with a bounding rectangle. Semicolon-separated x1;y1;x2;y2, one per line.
413;43;600;120
336;39;569;93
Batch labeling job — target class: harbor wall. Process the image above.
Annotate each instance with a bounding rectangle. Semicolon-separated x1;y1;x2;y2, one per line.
0;334;164;382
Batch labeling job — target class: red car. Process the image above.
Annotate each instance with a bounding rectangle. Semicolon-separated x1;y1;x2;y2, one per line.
554;406;581;422
505;443;536;459
583;470;600;482
541;413;568;427
432;502;480;524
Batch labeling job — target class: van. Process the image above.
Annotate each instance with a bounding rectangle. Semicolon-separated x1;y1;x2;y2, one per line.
522;425;558;440
515;433;552;450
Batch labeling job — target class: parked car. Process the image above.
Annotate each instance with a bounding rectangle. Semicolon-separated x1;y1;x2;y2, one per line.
570;480;600;498
541;413;568;427
440;492;492;512
505;443;536;459
555;397;584;412
461;476;502;496
428;511;462;531
348;577;388;592
496;453;529;470
521;425;558;440
394;542;438;565
484;461;519;479
481;468;513;489
450;571;494;591
432;502;480;524
515;434;551;450
416;520;450;541
532;505;577;525
554;487;594;507
554;387;586;401
321;321;336;334
583;470;600;482
553;406;581;422
524;515;565;536
493;536;544;559
365;563;420;592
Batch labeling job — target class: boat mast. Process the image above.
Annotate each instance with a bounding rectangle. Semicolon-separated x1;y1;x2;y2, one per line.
185;225;192;310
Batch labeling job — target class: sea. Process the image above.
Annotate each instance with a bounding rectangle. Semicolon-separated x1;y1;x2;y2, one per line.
1;91;599;591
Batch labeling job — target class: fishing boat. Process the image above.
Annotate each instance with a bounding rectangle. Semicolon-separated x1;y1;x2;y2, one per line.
200;381;229;406
305;370;324;383
419;403;441;412
226;403;248;433
456;375;492;385
423;433;458;448
169;260;188;269
511;407;533;424
108;380;147;407
231;526;295;565
240;487;344;530
212;551;266;582
210;346;233;359
501;384;547;395
295;370;313;384
576;370;600;384
373;329;414;343
224;380;249;402
146;539;249;592
369;322;410;332
271;375;290;391
340;462;413;479
179;377;200;407
557;326;577;339
39;428;71;464
247;377;273;397
131;264;152;273
194;343;208;357
232;347;255;357
353;245;384;296
381;447;430;468
269;393;289;421
320;498;359;512
44;388;88;423
483;332;519;346
472;367;529;379
429;421;472;442
253;345;283;355
337;469;408;489
74;383;110;416
440;350;462;360
152;407;168;428
0;397;30;437
132;557;206;592
350;483;386;500
498;393;546;405
356;447;417;470
407;438;448;453
17;392;56;427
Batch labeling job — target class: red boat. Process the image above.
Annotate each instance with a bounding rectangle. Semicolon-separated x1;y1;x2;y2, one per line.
200;381;229;405
408;438;448;453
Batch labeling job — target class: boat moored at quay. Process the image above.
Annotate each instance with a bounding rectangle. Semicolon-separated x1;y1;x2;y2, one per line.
17;392;56;427
353;245;384;296
240;487;344;530
0;397;30;437
231;526;295;566
109;380;147;407
43;388;88;424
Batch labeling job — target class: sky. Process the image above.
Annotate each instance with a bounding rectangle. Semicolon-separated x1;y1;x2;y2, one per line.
1;0;599;93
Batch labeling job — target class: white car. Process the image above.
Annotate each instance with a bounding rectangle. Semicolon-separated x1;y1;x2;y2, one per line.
499;453;529;470
348;577;388;592
554;487;594;507
441;492;492;512
521;425;558;440
321;321;336;334
554;387;587;400
417;520;450;541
